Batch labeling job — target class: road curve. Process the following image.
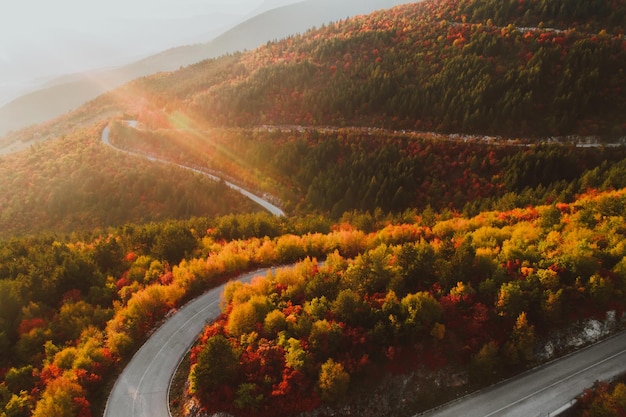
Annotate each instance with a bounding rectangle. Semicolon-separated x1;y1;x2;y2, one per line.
105;268;626;417
419;330;626;417
101;124;285;216
103;267;274;417
102;123;626;416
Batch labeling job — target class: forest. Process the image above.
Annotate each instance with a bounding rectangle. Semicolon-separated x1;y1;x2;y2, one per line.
111;121;626;217
3;0;626;233
1;187;626;416
186;189;626;416
0;0;625;416
0;212;335;417
118;0;626;137
0;123;258;236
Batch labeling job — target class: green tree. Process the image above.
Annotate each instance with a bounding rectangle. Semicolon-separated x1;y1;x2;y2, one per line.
400;291;442;339
344;244;398;294
452;236;476;280
91;236;125;275
304;296;330;321
190;335;240;395
308;319;343;358
284;338;309;371
496;281;526;318
263;309;287;335
234;382;263;411
54;300;112;342
541;289;564;326
0;281;22;356
540;205;562;230
3;366;34;394
331;289;371;326
151;224;197;265
3;391;33;417
227;296;272;337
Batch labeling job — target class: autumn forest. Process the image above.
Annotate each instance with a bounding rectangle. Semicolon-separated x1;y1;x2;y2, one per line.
1;0;626;416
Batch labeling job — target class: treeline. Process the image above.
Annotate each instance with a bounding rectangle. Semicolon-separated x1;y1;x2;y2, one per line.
115;124;626;217
187;189;626;416
0;123;257;236
120;0;626;137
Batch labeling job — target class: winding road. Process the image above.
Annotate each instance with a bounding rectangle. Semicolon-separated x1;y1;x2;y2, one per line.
102;265;626;417
103;267;275;417
101;124;285;216
104;262;626;417
102;122;626;417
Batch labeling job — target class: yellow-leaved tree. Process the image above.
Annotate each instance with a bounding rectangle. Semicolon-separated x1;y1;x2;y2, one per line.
318;358;350;404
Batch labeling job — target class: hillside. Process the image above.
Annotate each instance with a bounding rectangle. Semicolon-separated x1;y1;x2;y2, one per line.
120;0;626;137
0;0;410;137
185;190;626;417
2;0;626;234
1;0;626;416
0;123;259;236
1;188;625;416
112;121;626;218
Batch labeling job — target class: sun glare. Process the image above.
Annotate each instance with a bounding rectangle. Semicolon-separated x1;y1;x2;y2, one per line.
169;112;240;161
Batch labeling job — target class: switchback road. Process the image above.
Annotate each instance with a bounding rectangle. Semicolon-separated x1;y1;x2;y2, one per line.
101;124;285;216
102;122;626;417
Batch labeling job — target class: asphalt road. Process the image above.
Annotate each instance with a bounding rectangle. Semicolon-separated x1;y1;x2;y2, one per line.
104;260;626;417
101;257;626;417
102;122;626;416
101;124;285;216
419;331;626;417
103;267;272;417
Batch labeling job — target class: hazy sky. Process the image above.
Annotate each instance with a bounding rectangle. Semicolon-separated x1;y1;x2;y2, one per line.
0;0;270;103
0;0;265;56
1;0;264;30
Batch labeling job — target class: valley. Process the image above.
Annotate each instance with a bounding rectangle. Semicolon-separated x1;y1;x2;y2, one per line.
0;0;625;416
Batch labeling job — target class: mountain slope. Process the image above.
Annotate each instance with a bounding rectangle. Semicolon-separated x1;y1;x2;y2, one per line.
125;0;626;138
3;0;625;235
0;0;411;137
0;124;259;235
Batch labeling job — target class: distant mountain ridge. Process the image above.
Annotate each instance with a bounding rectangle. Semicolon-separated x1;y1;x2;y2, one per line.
0;0;411;137
124;0;625;138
